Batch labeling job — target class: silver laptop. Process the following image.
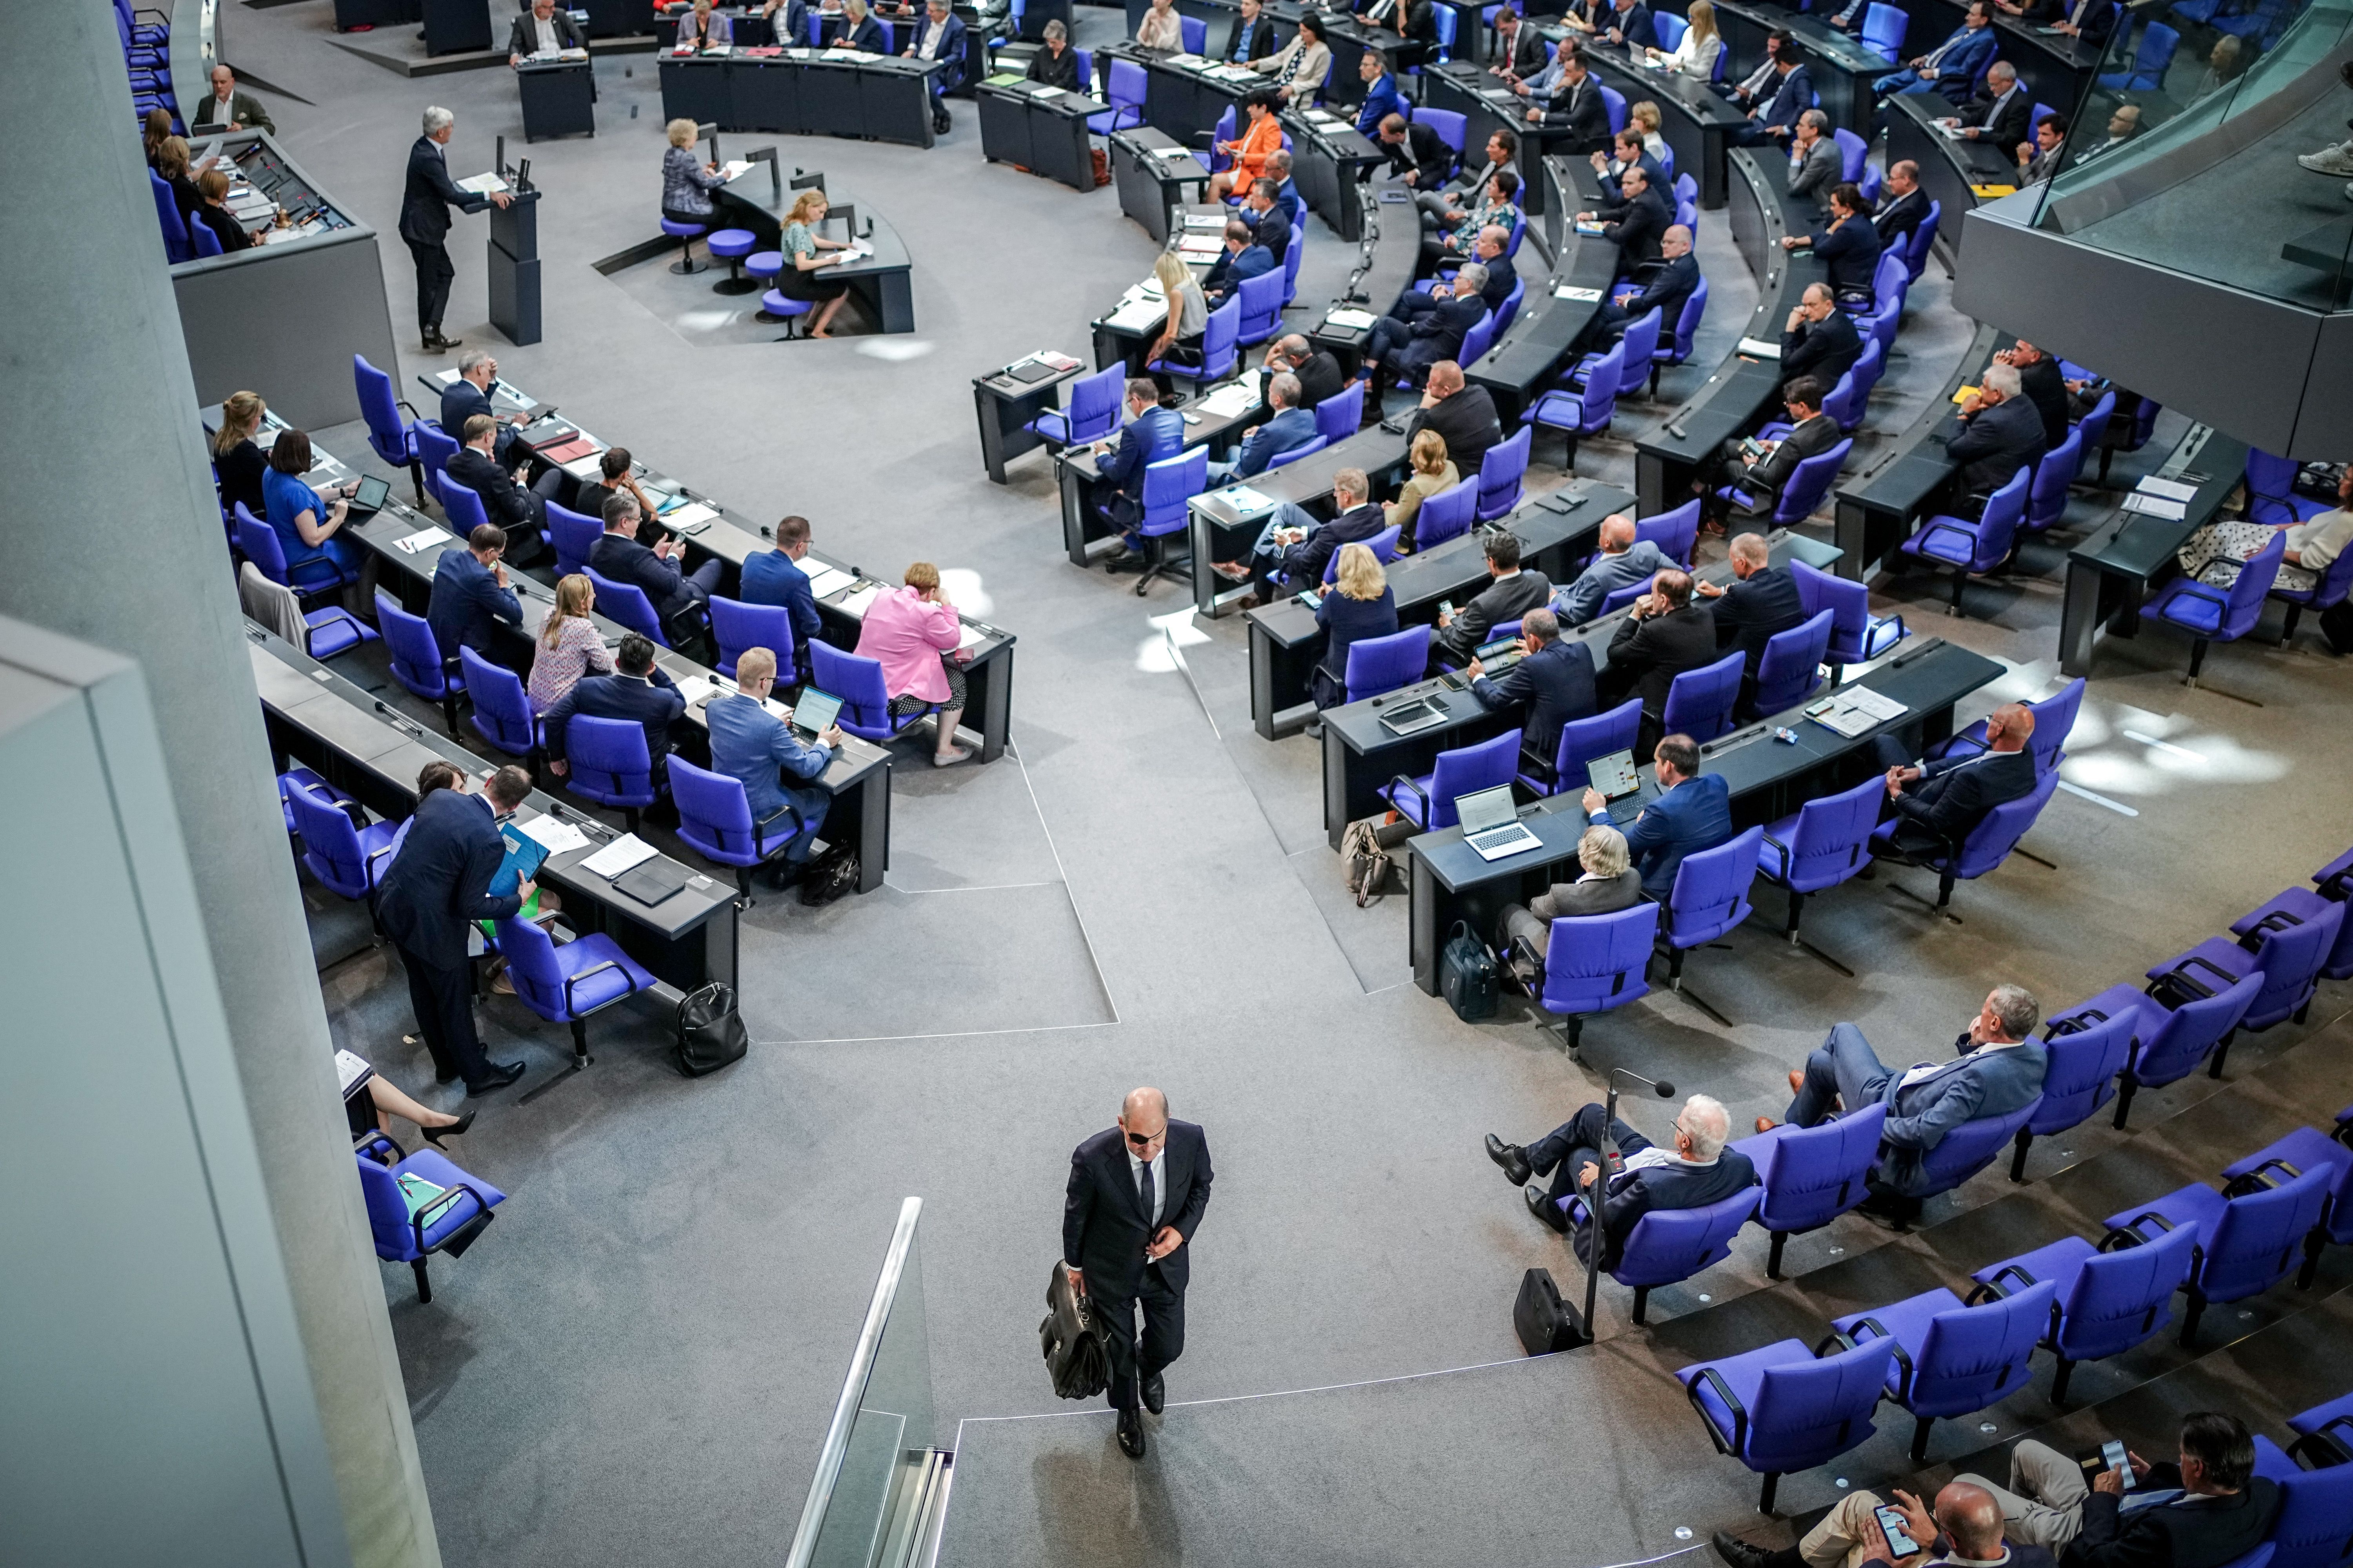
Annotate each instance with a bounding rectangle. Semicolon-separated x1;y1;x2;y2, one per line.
1458;785;1542;861
1587;748;1644;821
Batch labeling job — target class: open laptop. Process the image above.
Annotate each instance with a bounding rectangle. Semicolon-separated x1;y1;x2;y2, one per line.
788;686;843;740
1586;748;1645;822
345;473;391;519
1457;784;1542;861
1377;696;1450;737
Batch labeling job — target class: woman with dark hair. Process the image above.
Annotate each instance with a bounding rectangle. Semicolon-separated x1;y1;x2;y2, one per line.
1782;181;1882;302
261;428;363;577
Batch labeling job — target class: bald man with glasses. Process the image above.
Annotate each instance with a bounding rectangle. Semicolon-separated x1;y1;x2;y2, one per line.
1064;1087;1214;1460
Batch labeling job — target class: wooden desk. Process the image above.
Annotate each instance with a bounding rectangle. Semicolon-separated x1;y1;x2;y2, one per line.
1467;154;1616;428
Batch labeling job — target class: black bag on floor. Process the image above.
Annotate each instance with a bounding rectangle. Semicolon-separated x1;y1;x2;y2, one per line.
2320;598;2353;656
1513;1266;1585;1354
1040;1261;1114;1400
799;846;860;907
1439;920;1499;1021
674;982;747;1077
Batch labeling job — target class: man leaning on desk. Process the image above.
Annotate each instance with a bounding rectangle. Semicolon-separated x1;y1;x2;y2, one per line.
708;647;842;883
444;347;530;467
510;0;586;63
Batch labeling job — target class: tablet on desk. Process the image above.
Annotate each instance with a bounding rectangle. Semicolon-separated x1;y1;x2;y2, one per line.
789;687;844;739
347;474;391;518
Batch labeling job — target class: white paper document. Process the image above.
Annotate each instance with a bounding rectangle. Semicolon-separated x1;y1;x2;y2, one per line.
1737;336;1784;359
579;833;659;879
1323;307;1378;330
956;623;987;650
517;815;592;856
1031;84;1065;99
1554;285;1605;302
455;172;509;195
805;565;857;599
837;583;885;617
395;527;455;554
335;1049;374;1095
2137;476;2199;502
1809;685;1909;737
2121;492;2188;521
673;674;717;709
665;501;720;530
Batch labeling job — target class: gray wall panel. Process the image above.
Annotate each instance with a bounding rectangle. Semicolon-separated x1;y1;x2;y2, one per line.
174;230;400;430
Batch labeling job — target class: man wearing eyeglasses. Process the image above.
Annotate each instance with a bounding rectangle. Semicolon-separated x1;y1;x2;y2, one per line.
1064;1087;1214;1460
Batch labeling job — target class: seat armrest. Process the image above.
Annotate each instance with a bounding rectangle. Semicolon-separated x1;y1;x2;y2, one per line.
1686;1367;1749;1454
1387;773;1431;823
1843;1316;1911;1399
561;958;642;1018
753;799;803;854
2289;1430;2353;1470
2222;1158;2301;1198
1967;1263;2037;1303
411;1181;488;1256
2044;1007;2107;1037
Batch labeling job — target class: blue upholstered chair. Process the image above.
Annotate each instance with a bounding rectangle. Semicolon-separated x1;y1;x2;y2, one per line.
1533;901;1660;1054
1088;59;1146;134
2219;1119;2353;1291
1832;127;1868;183
1319;522;1398;580
277;768;351;836
1749;610;1835;717
1731;439;1851;529
2148;898;2344;1037
1677;1333;1895;1512
2103;1166;2332;1345
2009;1006;2135;1180
1125;447;1209;597
353;1133;505;1303
1477;426;1531;521
2244;449;2333;527
1459;307;1498;373
459;647;540;760
1267;434;1330;473
236;501;353;605
1904;201;1940;284
2046;971;2262;1130
1412;105;1466;155
1637;500;1701;569
1756;774;1882;952
1415;477;1479;550
563;714;662;831
1494;275;1527;338
1382;729;1520;831
1899;465;2029;616
1656;825;1762;1001
375;592;467;736
2025;426;2085;532
1526;343;1620;471
583;567;674;649
1344;625;1429;704
1869;768;2058;917
1651;275;1710;395
1662;650;1744;742
240;563;375;661
1893;1096;2042;1207
811;640;925;744
1282;223;1305;306
1028;363;1124;450
2146;530;2286;686
2251;1437;2353;1568
288;786;400;905
1315;382;1364;447
1178;13;1206;51
1233;269;1286;349
2098;21;2177;90
355;354;426;504
707;595;793;681
2231;847;2353;982
1968;1224;2196;1403
1732;1103;1889;1277
2288;1386;2353;1464
1149;295;1238;387
1832;1280;2056;1459
1560;1183;1762;1323
670;754;817;903
548;501;602;579
1524;697;1643;797
413;420;459;507
1862;2;1907;58
440;477;491;540
2275;538;2353;647
495;914;658;1070
1791;559;1901;678
1931;676;2083;774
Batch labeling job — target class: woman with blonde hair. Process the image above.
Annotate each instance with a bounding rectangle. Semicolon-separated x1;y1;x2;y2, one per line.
661;117;727;233
854;561;973;767
842;0;888;51
155;135;203;228
528;573;615;713
776;186;854;337
1647;0;1722;80
1384;429;1460;554
212;390;271;521
1310;543;1399;710
1144;249;1209;372
1626;101;1671;165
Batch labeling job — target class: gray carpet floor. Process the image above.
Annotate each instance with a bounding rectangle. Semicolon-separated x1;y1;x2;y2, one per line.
217;4;2353;1563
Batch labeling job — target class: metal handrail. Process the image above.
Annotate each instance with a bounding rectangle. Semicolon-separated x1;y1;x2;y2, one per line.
784;1196;925;1568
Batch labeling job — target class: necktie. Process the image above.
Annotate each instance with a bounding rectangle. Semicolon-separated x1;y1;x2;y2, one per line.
1138;1158;1156;1232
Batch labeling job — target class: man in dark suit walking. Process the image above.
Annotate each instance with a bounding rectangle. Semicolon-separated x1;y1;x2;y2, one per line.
400;106;511;354
1064;1087;1213;1459
375;767;533;1095
1869;702;2038;860
1486;1093;1753;1253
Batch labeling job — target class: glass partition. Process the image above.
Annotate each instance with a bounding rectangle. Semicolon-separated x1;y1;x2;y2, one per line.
2024;0;2353;310
786;1197;946;1568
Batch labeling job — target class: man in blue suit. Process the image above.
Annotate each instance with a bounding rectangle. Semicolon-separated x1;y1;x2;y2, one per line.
1469;608;1599;779
1486;1094;1754;1259
544;633;687;781
1874;1;1997;104
441;348;526;466
1602;0;1657;49
1209;372;1319;483
1264;152;1302;232
1735;48;1818;144
427;523;522;662
1092;378;1186;562
706;646;842;878
1584;732;1733;900
1203;216;1275;307
739;513;824;678
1760;986;2049;1198
1355;50;1406;136
903;0;966;136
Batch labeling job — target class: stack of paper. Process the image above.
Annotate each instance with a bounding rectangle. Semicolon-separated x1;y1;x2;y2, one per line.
1554;285;1604;302
1219;484;1278;515
1324;307;1378;331
1737;336;1784;359
1031;84;1065;99
806;564;857;598
2122;491;2188;520
517;815;592;856
580;833;659;880
666;501;720;531
1106;298;1170;331
674;674;718;708
335;1049;373;1094
1197;380;1262;418
395;527;454;555
956;623;987;650
455;172;509;196
1181;213;1226;231
1809;685;1908;737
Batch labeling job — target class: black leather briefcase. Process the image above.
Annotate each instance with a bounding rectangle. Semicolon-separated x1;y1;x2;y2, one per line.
1040;1261;1114;1400
1513;1266;1589;1354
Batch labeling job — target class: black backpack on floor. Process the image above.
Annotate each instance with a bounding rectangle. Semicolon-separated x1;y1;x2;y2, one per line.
1440;921;1499;1021
1514;1267;1587;1354
674;983;747;1077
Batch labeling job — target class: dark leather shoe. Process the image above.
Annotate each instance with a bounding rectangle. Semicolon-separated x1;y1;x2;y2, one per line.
1117;1408;1147;1458
466;1061;527;1097
435;1068;462;1085
1525;1184;1568;1233
1143;1372;1165;1415
1714;1531;1777;1568
1486;1134;1532;1187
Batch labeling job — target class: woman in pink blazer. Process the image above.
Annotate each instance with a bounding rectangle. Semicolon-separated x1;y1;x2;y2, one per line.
853;561;971;767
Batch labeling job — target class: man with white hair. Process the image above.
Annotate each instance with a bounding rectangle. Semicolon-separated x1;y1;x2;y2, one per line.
1946;361;2049;509
400;105;512;353
1940;60;2031;151
1486;1091;1757;1260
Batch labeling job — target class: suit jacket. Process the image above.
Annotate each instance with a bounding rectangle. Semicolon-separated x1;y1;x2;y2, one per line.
1782;308;1864;387
1402;291;1486;374
2016;355;2071;447
1924;26;1997;102
675;8;735;46
440;377;499;443
1604;185;1671;276
445;445;544;534
544;669;686;763
1603;0;1656;45
1622;250;1699;329
1291;349;1347;411
1438;569;1553;662
1529;867;1644;922
908;10;966;88
1387;120;1458;189
2063;0;2117;46
1234;405;1321;477
1739;413;1842;506
1027;42;1083;85
1406;384;1502;476
191;89;275;135
1064;1121;1214;1299
1248;206;1292;261
1098;404;1185;523
1595;770;1733;899
1542;76;1614;153
1473;638;1598;763
1959;84;2031;150
1947;394;2048;492
510;8;586;55
1222;11;1278;62
399;135;488;246
1205;242;1275;303
1477;250;1518;311
589;531;698;622
1497;25;1551;76
374;789;519;968
1282;501;1389;584
427;549;522;660
1884;745;2037;857
1755;64;1815;131
1787;135;1842;206
1557;540;1669;626
2065;1473;2280;1568
1600;601;1718;725
1357;72;1407;134
706;690;834;821
739;549;825;645
847;14;886;50
1813;214;1883;292
1873;186;1929;249
1710;565;1806;674
1873;1032;2048;1192
1577;1136;1755;1270
1596;152;1667;213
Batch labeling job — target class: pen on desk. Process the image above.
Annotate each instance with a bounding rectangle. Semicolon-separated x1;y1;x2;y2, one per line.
371;701;425;738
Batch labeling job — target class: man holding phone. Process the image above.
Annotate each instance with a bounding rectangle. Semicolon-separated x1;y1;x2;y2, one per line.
1955;1414;2278;1568
1716;1479;2054;1568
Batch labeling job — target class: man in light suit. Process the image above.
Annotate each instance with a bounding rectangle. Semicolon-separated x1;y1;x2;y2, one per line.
1488;1094;1754;1252
1584;730;1732;895
1762;987;2048;1197
508;0;585;62
1208;372;1318;483
1492;823;1646;981
1875;1;1997;105
1065;1087;1213;1459
1555;512;1670;625
1869;702;2038;860
400;106;511;353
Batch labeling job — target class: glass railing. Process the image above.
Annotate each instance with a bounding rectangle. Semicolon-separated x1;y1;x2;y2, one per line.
2024;0;2353;308
785;1197;949;1568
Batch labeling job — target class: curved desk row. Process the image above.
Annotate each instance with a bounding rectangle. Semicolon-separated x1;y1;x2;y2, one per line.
1401;629;1993;992
1632;147;1826;514
1321;525;1842;847
1111;0;1415;107
1907;0;2104;145
1829;318;2001;581
2057;425;2248;678
1247;478;1635;736
1575;39;1749;213
1887;92;2019;269
1422;59;1589;221
1466;154;1619;427
1709;0;1892;141
658;49;947;148
976;74;1113;192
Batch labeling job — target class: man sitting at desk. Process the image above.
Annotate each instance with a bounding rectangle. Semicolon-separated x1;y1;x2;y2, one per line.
1265;334;1347;411
1598;572;1719;761
1578;164;1670;279
1223;0;1279;64
1697;531;1807;703
1363;266;1488;392
1203;217;1276;308
2019;113;2068;184
1093;379;1186;567
1357;0;1440;71
740;513;825;678
1603;0;1657;49
1573;223;1699;357
903;0;966;138
1582;730;1732;896
1405;362;1503;476
1356;50;1407;136
1491;7;1551;81
509;0;584;63
1556;514;1671;627
544;633;686;784
1871;160;1930;250
1868;702;2037;862
1490;825;1645;983
1378;112;1458;195
1946;363;2048;514
1528;53;1615;157
1873;1;1997;105
1733;44;1815;147
1702;376;1841;527
1242;180;1293;263
191;64;275;135
1208;372;1319;483
591;492;724;632
1727;29;1791;110
1940;60;2030;148
428;524;523;662
1591;131;1666;214
1786;111;1842;211
447;414;554;562
1435;531;1554;667
707;647;843;882
1232;467;1389;607
1423;129;1518;230
762;0;813;47
443;348;529;468
1780;282;1864;387
1028;19;1083;85
1469;608;1600;781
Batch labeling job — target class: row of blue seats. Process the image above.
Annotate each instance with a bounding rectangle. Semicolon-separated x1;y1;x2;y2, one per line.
1678;1108;2353;1510
118;0;179;134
